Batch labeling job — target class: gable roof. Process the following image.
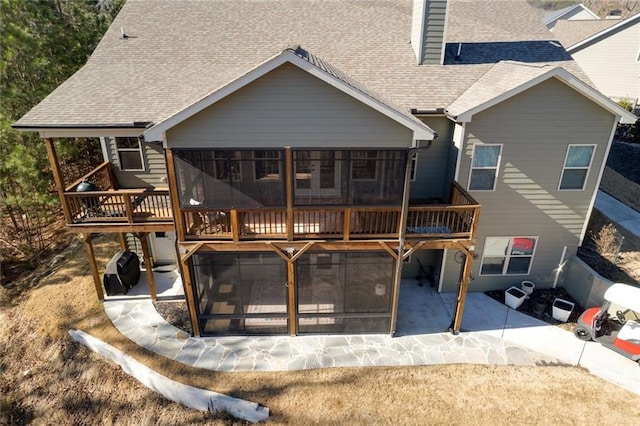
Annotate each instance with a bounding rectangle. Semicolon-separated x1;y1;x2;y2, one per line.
12;0;604;135
552;18;622;49
143;47;436;142
567;13;640;53
446;61;637;123
543;4;598;27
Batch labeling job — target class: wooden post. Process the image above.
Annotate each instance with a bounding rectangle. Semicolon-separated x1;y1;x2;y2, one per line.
343;207;351;241
287;260;297;336
165;148;185;241
82;233;104;301
180;251;201;337
285;148;294;241
451;250;473;334
230;210;240;242
43;138;73;224
118;233;128;250
136;232;157;300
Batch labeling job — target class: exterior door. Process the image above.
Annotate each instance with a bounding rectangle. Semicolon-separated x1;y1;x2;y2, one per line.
150;231;176;264
295;151;340;198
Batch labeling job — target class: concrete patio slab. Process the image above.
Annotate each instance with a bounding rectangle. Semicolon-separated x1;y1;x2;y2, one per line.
101;279;640;396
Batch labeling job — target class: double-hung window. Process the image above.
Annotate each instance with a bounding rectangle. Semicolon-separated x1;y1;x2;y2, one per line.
115;137;144;171
351;151;378;180
559;145;595;190
480;236;537;275
468;144;501;191
253;150;281;180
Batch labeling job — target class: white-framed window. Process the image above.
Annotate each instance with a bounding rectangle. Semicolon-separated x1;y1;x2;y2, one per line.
253;150;281;180
468;144;502;191
559;144;595;190
410;154;418;182
115;137;144;171
480;236;537;276
214;151;242;182
351;151;378;180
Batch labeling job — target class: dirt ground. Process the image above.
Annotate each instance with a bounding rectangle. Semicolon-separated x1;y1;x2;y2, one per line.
2;234;640;425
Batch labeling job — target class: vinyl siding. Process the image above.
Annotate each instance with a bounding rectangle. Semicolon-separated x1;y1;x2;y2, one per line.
421;0;448;65
106;137;168;188
166;63;413;149
571;19;640;100
441;77;617;292
410;116;454;200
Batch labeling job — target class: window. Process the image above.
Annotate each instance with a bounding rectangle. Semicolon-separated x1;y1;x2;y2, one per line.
468;144;501;191
214;151;242;182
410;154;418;181
351;151;378;180
480;236;537;275
559;145;595;190
253;150;281;180
116;137;144;171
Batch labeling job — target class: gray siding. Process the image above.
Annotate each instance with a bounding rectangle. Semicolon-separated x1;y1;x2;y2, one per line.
441;78;617;292
106;137;168;188
166;63;413;149
421;0;448;65
410;116;454;200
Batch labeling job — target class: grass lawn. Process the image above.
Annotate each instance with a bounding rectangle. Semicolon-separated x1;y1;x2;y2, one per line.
2;234;640;424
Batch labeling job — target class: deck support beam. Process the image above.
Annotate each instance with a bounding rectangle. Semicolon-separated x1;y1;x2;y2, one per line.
43;138;72;224
135;232;157;301
82;233;104;301
450;247;474;334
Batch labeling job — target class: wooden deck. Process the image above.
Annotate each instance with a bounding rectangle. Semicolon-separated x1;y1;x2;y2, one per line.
184;182;480;241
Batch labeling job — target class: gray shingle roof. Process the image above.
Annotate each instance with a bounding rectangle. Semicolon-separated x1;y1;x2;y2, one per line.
15;0;589;129
552;18;621;48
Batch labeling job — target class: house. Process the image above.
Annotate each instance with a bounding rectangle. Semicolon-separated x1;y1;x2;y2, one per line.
14;0;635;337
551;13;640;102
543;3;599;29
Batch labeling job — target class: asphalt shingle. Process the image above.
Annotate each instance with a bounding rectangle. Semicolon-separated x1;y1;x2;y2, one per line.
15;0;586;129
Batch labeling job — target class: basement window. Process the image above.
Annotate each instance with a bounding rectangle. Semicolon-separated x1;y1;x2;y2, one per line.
116;137;144;171
480;236;537;276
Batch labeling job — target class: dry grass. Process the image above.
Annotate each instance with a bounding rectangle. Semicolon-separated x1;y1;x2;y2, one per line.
2;234;640;425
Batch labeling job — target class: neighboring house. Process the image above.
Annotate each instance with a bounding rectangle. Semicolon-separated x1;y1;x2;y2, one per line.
544;3;599;29
552;13;640;102
14;0;635;337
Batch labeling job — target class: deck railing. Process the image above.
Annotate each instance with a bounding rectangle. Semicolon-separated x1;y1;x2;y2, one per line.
65;189;172;224
65;161;115;192
184;182;481;241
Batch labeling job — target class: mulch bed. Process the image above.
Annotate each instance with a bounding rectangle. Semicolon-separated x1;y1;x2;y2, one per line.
153;301;193;335
485;286;584;331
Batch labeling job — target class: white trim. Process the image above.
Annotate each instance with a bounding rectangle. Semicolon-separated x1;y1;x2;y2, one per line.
144;50;435;143
579;117;618;244
99;137;110;163
467;143;502;192
34;128;145;138
566;14;640;53
437;249;447;293
553;246;568;288
115;137;146;172
452;122;465;181
544;4;599;26
479;236;539;276
439;0;452;66
558;144;596;191
449;67;637;124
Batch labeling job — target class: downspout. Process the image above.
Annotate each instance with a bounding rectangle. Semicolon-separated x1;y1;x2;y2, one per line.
389;138;434;336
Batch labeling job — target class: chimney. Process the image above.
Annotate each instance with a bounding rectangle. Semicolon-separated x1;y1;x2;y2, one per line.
411;0;450;65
